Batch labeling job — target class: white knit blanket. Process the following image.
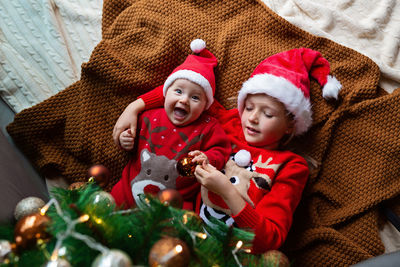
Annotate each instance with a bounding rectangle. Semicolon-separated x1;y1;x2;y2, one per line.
262;0;400;92
0;0;102;112
1;0;399;113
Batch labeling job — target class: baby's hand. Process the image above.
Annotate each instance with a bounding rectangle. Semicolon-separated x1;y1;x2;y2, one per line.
119;129;135;151
189;150;209;165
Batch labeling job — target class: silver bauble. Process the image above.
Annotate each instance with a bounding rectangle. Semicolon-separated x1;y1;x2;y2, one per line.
44;258;71;267
0;240;11;262
92;249;131;267
14;196;45;221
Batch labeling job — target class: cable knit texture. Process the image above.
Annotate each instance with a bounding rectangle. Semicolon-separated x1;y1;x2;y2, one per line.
0;0;102;112
262;0;400;92
6;0;400;266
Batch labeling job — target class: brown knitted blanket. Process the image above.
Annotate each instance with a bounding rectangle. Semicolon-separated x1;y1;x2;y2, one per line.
7;0;400;265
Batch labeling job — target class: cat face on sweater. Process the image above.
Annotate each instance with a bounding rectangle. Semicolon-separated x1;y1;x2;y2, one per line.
164;79;208;126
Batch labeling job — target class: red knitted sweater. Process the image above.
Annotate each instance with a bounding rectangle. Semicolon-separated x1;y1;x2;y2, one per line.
111;104;231;209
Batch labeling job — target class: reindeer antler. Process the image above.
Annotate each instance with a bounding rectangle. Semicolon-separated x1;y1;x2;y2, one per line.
253;155;280;172
139;117;167;153
172;132;204;159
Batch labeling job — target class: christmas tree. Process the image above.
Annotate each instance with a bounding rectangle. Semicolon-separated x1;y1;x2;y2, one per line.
0;180;289;266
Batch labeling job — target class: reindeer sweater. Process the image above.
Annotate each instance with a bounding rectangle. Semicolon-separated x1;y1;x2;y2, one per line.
110;106;231;209
139;86;310;253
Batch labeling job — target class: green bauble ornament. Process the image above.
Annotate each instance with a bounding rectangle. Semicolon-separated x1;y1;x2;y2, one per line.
89;191;115;207
92;249;131;267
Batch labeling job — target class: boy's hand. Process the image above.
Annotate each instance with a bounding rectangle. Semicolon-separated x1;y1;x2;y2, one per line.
113;98;145;148
195;162;246;216
119;129;135;151
189;150;209;165
194;162;231;197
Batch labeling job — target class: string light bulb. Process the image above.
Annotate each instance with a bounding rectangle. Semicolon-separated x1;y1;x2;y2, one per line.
196;233;207;239
79;214;90;223
175;245;183;253
236;241;243;250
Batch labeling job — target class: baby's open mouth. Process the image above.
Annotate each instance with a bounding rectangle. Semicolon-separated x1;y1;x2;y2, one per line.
174;107;188;119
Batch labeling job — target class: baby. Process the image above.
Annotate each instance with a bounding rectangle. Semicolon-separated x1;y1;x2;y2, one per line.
111;39;231;209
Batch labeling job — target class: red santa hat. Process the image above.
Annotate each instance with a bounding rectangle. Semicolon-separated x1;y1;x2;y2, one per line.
163;39;218;109
237;48;342;135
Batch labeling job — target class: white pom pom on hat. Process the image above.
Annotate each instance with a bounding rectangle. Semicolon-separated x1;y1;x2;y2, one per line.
190;39;206;53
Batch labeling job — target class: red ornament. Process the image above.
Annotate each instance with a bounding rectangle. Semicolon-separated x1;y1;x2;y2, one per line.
176;156;199;177
87;164;110;188
158;189;183;209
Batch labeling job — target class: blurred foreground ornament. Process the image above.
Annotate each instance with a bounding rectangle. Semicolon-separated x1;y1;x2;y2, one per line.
14;213;51;250
92;249;131;267
262;250;290;267
14;196;46;221
158;189;183;209
87;164;110;188
148;237;190;267
68;182;86;190
0;240;12;263
89;191;115;207
176;156;198;177
44;258;71;267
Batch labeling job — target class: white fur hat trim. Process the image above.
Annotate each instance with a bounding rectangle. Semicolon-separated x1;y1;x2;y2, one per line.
238;74;312;136
163;70;214;109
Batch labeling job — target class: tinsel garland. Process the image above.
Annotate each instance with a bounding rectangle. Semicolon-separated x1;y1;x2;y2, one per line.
0;183;278;266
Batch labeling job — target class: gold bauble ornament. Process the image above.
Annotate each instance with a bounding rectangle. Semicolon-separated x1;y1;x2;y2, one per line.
68;182;86;190
87;164;110;188
14;213;51;251
14;196;46;221
148;237;190;267
262;250;290;267
92;249;132;267
158;189;183;209
176;156;198;177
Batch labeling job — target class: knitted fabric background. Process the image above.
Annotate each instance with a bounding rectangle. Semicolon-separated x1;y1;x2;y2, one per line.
6;0;400;265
